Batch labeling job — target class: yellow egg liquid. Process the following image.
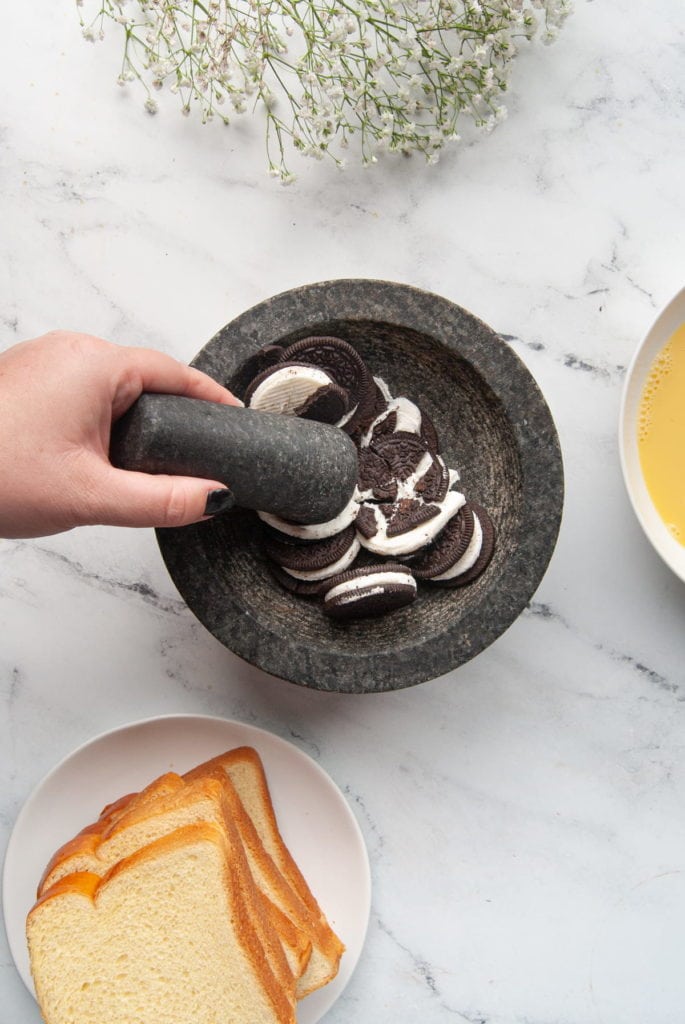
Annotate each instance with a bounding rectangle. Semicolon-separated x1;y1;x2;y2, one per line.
638;323;685;545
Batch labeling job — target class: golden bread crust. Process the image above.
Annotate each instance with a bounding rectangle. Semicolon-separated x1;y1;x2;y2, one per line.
185;747;345;997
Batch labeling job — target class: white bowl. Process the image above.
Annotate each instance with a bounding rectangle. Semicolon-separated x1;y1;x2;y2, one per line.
619;285;685;583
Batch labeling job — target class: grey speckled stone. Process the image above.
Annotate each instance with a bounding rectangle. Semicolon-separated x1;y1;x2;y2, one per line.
157;279;564;693
111;394;358;524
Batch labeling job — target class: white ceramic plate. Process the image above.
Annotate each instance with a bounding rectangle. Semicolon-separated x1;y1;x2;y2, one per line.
2;714;371;1023
619;285;685;583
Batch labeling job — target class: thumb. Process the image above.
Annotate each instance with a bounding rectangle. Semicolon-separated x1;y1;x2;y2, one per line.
90;467;234;528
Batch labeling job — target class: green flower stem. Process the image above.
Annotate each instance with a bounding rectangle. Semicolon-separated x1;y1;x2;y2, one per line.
77;0;572;178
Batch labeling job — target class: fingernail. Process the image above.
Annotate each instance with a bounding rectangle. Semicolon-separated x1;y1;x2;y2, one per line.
204;488;235;517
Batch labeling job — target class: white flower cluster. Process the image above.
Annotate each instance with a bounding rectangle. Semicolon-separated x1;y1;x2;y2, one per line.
77;0;572;180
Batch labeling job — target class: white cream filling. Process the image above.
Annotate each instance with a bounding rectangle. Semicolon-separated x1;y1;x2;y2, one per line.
359;404;392;448
373;376;393;402
357;489;465;557
393;397;423;434
283;536;361;581
248;365;333;415
324;571;416;603
336;402;359;428
360;395;423;447
335;585;386;605
432;512;483;580
395;451;438;500
258;494;360;540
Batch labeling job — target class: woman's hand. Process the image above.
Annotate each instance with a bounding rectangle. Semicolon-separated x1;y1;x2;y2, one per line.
0;331;241;538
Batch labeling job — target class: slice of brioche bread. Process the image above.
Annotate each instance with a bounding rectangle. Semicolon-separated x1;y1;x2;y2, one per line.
28;822;296;1024
37;776;311;984
185;747;345;998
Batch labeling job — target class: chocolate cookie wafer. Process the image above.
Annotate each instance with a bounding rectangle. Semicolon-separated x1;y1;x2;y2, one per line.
322;563;417;620
349;378;391;440
427;503;496;587
384;498;441;538
358;447;398;501
418;407;440;452
296;383;350;424
369;431;433;481
407;503;476;579
268;563;329;598
355;503;379;539
280;336;375;433
263;523;360;581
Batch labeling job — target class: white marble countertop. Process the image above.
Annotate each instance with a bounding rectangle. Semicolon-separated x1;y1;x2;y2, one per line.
2;3;685;1022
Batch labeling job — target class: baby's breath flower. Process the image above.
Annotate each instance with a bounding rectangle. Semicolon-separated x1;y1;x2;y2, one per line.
76;0;572;180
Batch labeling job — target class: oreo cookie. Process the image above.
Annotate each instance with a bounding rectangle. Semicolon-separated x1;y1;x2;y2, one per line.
369;378;392;418
263;523;360;581
269;563;328;598
370;432;432;481
408;504;476;579
413;453;450;503
358;448;398;501
322;563;417;620
258;493;360;540
241;336;496;619
296;383;349;424
355;504;380;539
279;336;374;433
427;503;496;587
244;362;349;425
382;498;440;538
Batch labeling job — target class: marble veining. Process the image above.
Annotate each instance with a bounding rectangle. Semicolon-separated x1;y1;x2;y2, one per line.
4;539;188;616
2;1;685;1022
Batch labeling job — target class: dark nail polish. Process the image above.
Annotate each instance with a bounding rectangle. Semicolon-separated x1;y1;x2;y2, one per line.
204;488;235;517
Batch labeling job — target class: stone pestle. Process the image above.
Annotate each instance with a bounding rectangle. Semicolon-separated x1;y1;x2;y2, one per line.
110;394;359;525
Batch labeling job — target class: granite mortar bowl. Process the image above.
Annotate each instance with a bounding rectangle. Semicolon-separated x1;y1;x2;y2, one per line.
157;280;564;693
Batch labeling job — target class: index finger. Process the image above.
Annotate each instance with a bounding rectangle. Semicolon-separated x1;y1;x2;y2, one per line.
112;345;242;420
